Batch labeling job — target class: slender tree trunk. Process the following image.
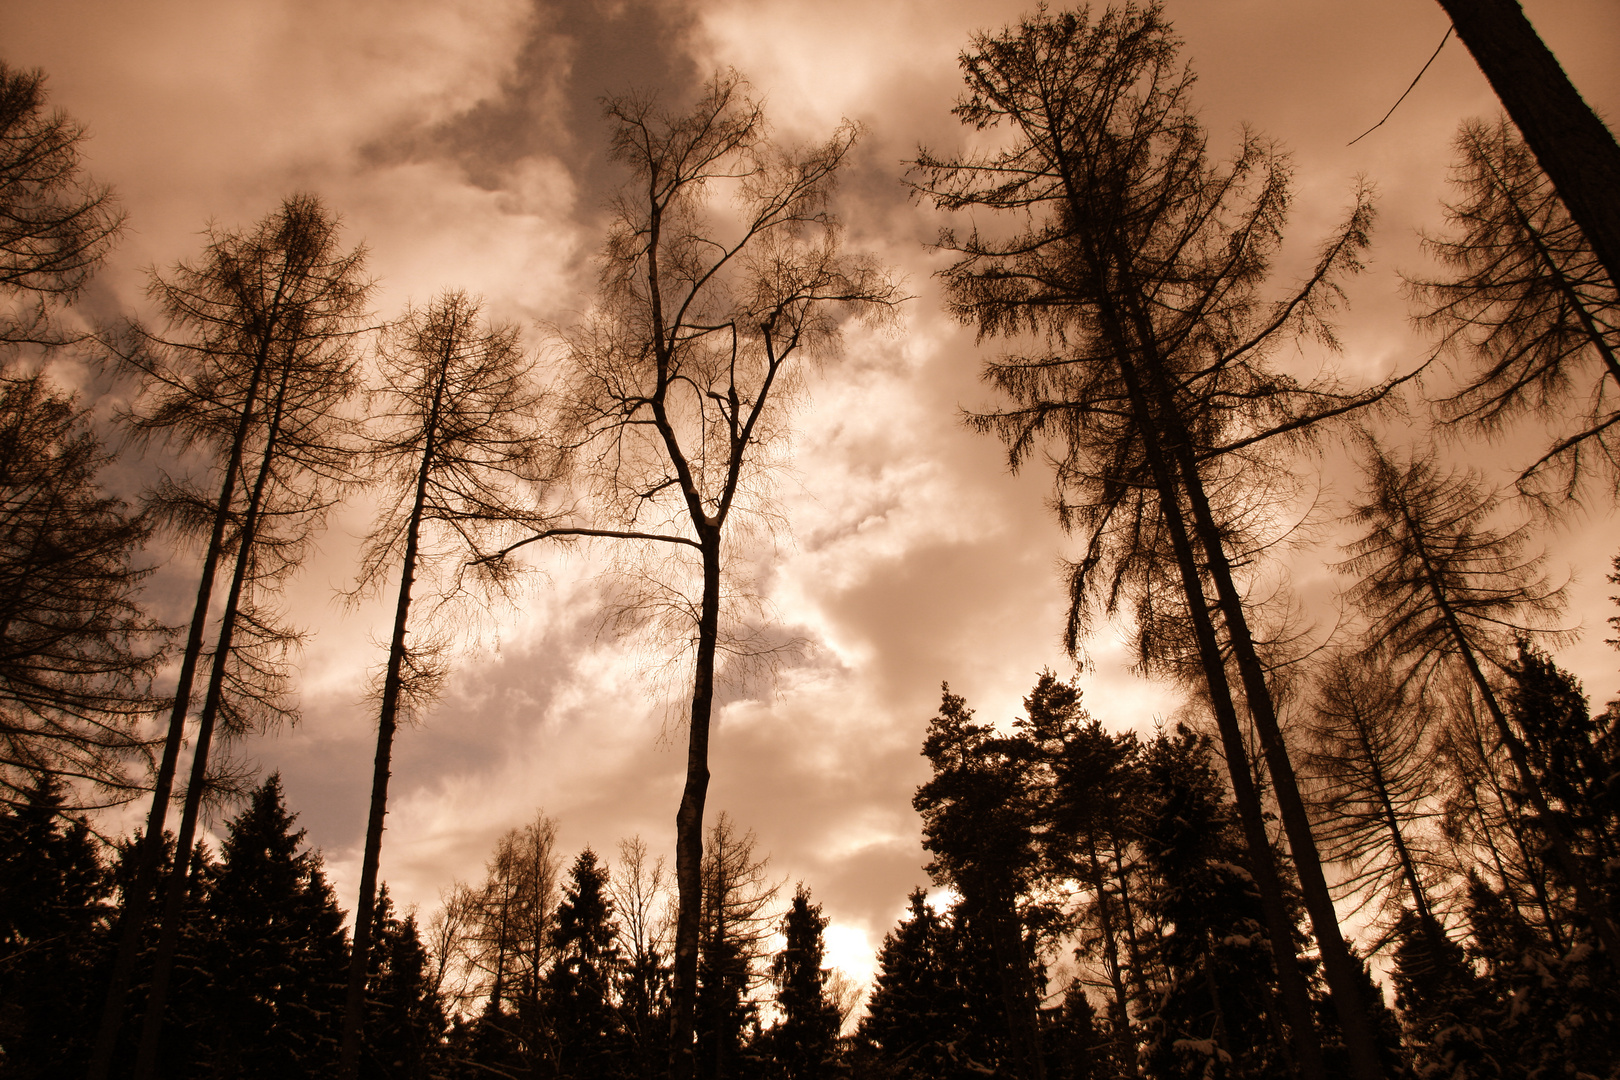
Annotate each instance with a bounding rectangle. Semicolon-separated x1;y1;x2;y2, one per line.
132;361;291;1080
86;342;272;1080
1175;465;1388;1080
1398;500;1620;955
1087;839;1138;1079
1106;338;1331;1080
671;531;720;1080
1352;709;1444;943
1435;0;1620;292
338;330;451;1079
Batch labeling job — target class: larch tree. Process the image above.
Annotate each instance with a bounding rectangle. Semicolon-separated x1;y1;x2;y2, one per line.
0;61;122;349
0;62;159;813
91;194;370;1080
1302;651;1447;946
337;291;548;1078
695;813;780;1080
1338;439;1619;956
1410;117;1620;503
0;373;164;810
484;74;898;1073
914;8;1396;1077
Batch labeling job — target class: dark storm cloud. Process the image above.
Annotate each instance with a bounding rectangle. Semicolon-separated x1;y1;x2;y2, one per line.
360;0;704;217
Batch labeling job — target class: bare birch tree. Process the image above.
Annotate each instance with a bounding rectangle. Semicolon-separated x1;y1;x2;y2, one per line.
487;75;898;1073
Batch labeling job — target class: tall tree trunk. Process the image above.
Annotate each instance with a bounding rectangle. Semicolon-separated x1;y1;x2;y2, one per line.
1107;337;1331;1080
1435;0;1620;292
132;360;292;1080
1173;458;1388;1080
87;340;273;1080
671;531;720;1080
338;349;449;1078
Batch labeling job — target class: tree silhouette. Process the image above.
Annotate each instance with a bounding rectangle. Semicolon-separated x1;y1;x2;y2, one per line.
0;62;122;349
914;684;1048;1080
695;814;779;1080
486;75;898;1073
762;884;840;1080
914;8;1394;1075
1302;651;1446;945
1411;117;1620;503
0;372;163;810
1433;0;1620;297
196;773;349;1079
339;291;547;1077
1339;439;1618;956
547;848;627;1079
91;194;370;1079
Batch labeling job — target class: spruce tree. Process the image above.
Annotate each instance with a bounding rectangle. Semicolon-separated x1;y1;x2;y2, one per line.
196;773;349;1078
762;885;840;1080
358;886;446;1080
0;778;114;1076
547;848;626;1079
1135;726;1295;1080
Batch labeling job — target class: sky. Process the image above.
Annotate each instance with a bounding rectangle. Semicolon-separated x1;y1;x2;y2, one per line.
5;0;1620;998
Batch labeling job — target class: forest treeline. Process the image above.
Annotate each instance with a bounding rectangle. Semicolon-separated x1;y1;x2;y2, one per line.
3;1;1620;1078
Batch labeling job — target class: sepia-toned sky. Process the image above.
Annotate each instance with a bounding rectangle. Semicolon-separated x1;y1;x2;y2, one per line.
5;0;1619;993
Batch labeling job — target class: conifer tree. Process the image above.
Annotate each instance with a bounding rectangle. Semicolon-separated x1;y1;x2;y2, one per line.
196;773;349;1079
1134;726;1296;1080
916;10;1397;1072
0;62;122;349
1410;117;1620;504
856;888;1011;1079
695;815;779;1080
92;195;369;1078
347;886;445;1080
0;372;163;810
548;848;626;1079
0;778;114;1076
338;291;546;1077
762;885;840;1080
914;685;1047;1080
1340;440;1618;955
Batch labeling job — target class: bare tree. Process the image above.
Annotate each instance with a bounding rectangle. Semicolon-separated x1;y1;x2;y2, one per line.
0;62;122;349
697;813;781;1080
1337;439;1618;956
1302;650;1447;948
90;194;370;1080
487;74;898;1073
1411;117;1620;503
614;835;673;1077
338;291;548;1077
915;8;1398;1078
